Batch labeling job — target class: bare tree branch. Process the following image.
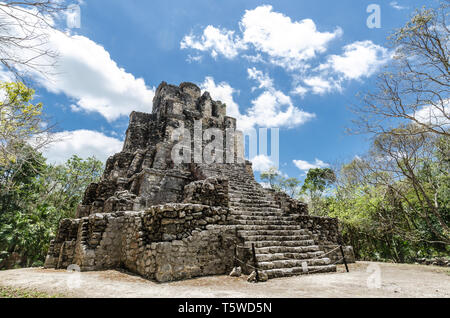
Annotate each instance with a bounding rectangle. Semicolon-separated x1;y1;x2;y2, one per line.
0;0;69;81
351;2;450;137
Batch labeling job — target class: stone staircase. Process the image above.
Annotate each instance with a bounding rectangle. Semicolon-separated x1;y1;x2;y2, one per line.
224;169;336;279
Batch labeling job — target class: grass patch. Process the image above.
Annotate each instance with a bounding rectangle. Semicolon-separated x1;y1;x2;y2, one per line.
0;286;63;298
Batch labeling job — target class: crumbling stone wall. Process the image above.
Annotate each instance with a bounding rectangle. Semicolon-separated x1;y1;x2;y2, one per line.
183;177;229;207
295;215;340;245
45;203;235;282
141;203;229;242
264;189;308;215
147;225;236;282
45;219;80;269
294;215;355;263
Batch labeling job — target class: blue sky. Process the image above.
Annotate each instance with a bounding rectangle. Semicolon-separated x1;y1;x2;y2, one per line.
3;0;434;181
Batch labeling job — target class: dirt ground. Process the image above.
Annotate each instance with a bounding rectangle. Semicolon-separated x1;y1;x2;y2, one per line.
0;262;449;298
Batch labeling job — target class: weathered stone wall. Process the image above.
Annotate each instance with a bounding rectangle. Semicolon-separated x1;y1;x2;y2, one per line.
45;219;80;269
146;225;236;282
183;177;229;207
294;215;355;263
295;215;340;245
264;189;308;215
46;203;235;282
135;168;191;207
141;203;229;242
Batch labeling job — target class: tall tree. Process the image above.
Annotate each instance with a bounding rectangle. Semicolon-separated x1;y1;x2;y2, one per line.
339;126;449;245
0;82;54;192
280;177;301;198
0;155;103;268
0;81;53;194
42;155;104;218
300;168;336;215
260;167;282;188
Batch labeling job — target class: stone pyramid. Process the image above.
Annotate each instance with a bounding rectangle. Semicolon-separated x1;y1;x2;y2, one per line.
45;82;353;282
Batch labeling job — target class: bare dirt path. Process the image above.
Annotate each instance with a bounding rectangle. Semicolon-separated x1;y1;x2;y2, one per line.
0;262;449;298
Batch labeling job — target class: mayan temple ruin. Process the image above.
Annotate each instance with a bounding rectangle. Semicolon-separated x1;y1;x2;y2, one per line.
44;81;354;282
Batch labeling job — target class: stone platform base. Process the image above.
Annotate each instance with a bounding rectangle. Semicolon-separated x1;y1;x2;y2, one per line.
45;204;237;282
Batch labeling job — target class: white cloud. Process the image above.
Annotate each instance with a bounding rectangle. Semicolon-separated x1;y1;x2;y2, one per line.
240;5;342;70
251;154;275;172
245;68;316;129
186;54;203;63
181;5;342;70
181;6;390;97
248;67;274;90
295;41;390;95
390;2;408;10
302;76;340;95
412;101;450;127
41;32;155;122
200;74;316;131
242;53;266;64
70;104;82;112
320;41;391;80
200;76;241;119
245;88;315;129
0;6;155;122
180;25;246;59
42;130;123;164
291;85;308;97
293;158;329;171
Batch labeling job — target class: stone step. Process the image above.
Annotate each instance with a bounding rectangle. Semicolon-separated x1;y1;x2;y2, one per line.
230;213;285;219
256;251;324;262
234;214;294;220
229;193;267;198
240;235;311;242
229;194;269;200
230;200;278;205
258;258;330;270
231;203;276;208
231;206;282;211
238;229;309;236
244;240;316;248
231;207;281;212
230;197;274;201
230;197;276;203
229;183;259;187
231;207;283;211
229;184;260;188
229;191;267;196
234;219;299;226
229;189;265;194
230;203;280;209
255;245;321;254
236;225;308;231
263;265;337;279
231;209;282;215
229;189;266;193
230;211;285;217
229;180;259;184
